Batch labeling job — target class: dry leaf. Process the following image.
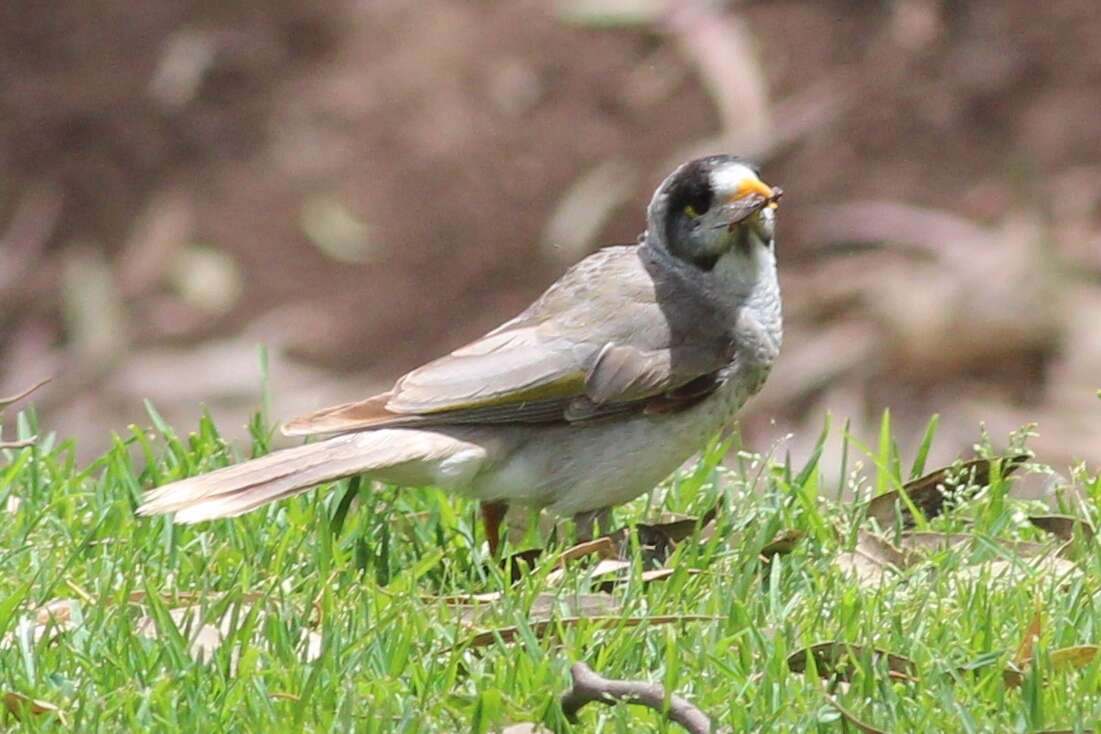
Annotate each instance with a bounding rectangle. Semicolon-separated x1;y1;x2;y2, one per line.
456;614;716;650
1002;604;1045;688
597;566;700;592
137;606;224;662
586;559;632;578
269;692;301;702
442;592;620;627
429;591;506;606
954;556;1078;587
897;531;972;553
502;548;544;580
1050;644;1100;672
761;529;804;559
497;723;553;734
1029;515;1096;543
3;692;64;723
637;568;681;583
1013;606;1043;672
528;593;620;622
511;538;622;586
835;531;906;589
598;505;719;565
899;532;1056;561
547;558;630;586
988;540;1055;558
602;507;718;547
556;537;617;564
302;629;323;661
1;599;80;649
26;599;79;643
126;590;267;607
1004;643;1101;688
864;455;1028;528
136;603;320;664
595;566;699;593
34;599;76;627
637;506;718;544
821;692;887;734
788;642;917;682
1001;663;1026;688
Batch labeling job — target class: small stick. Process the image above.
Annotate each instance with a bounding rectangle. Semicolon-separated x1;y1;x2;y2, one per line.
0;437;37;449
560;662;717;734
0;377;52;411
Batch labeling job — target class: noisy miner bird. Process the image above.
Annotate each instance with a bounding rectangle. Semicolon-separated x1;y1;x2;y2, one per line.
139;155;783;554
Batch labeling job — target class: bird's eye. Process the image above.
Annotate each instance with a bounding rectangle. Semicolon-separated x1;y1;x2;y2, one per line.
681;188;712;219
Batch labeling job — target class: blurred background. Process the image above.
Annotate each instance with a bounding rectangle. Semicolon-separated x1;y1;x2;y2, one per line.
2;0;1099;475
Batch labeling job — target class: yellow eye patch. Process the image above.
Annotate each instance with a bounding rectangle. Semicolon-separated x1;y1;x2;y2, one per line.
684;205;700;218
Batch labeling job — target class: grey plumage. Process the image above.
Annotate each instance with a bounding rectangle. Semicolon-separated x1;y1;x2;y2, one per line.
138;155;783;538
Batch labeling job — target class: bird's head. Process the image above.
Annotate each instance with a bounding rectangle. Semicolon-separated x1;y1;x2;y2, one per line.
646;155;782;271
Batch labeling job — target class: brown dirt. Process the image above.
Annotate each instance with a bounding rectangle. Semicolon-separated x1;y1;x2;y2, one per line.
2;0;1100;468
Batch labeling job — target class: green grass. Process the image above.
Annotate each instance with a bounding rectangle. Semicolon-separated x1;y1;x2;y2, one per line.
1;403;1100;732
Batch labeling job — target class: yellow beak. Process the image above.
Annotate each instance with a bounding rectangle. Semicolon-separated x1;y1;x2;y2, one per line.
730;178;777;203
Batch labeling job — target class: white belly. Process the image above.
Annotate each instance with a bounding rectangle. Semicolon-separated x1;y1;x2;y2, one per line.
466;367;763;516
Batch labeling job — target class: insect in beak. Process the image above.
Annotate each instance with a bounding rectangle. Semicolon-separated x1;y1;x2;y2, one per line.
724;185;782;232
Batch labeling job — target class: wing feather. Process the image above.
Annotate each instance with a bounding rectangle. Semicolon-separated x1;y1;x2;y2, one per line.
283;245;737;436
386;330;592;413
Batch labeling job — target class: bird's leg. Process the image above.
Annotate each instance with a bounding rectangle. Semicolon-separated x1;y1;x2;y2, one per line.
480;501;508;556
572;507;614;543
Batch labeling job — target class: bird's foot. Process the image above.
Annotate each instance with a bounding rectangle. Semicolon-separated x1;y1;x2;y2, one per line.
480;501;508;556
571;507;615;543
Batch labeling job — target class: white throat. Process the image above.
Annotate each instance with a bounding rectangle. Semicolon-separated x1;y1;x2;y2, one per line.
709;162;762;194
710;233;774;299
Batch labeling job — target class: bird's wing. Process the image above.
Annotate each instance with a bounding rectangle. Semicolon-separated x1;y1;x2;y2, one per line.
283;246;735;436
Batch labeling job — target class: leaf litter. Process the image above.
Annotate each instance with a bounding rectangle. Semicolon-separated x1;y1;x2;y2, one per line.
454;614;718;651
2;692;66;724
135;602;323;665
787;642;918;683
813;451;1098;727
834;530;907;589
863;454;1029;529
1028;514;1096;543
436;591;620;627
5;589;321;668
449;491;804;656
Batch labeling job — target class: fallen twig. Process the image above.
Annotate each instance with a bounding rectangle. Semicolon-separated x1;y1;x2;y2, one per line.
560;662;716;733
0;437;37;450
0;377;50;452
0;377;52;411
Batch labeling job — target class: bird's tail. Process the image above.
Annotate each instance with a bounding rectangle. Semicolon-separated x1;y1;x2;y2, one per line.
137;430;470;523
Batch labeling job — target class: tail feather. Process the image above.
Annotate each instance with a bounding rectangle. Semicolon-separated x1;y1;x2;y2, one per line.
137;430;476;524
